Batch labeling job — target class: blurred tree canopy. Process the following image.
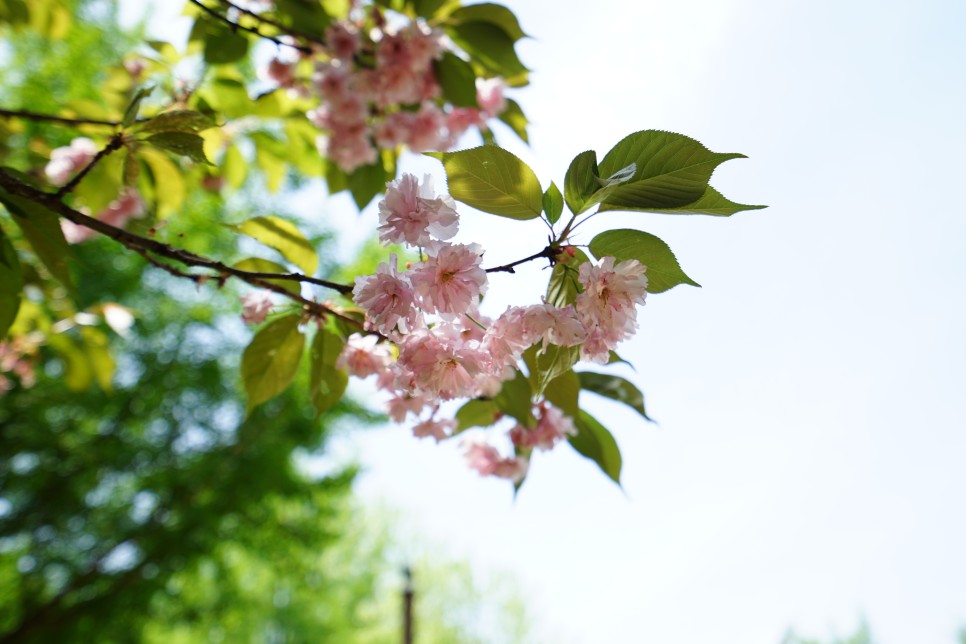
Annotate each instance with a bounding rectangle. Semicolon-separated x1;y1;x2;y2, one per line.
0;2;534;641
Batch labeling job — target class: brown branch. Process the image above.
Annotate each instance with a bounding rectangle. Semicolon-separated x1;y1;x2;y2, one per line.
187;0;313;54
55;133;126;198
0;108;121;128
484;245;558;274
0;169;359;326
215;0;326;49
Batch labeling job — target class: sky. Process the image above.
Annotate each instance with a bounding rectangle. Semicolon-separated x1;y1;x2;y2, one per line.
126;1;966;642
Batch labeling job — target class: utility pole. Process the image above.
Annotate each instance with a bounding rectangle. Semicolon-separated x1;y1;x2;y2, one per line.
402;566;414;644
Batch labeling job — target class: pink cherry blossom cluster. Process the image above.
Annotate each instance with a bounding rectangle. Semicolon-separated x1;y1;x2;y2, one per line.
263;12;507;172
335;173;649;483
60;187;146;244
0;337;38;396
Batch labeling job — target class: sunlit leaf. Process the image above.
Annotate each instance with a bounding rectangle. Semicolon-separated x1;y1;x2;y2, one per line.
241;314;305;411
233;257;300;295
232;216;318;275
137;109;214;135
446;3;528;42
542;181;563;225
455;398;500;432
434;51;478;108
589;229;699;293
543;369;579;418
564;150;599;215
146;131;211;164
497;97;528;144
426;146;541;219
309;324;348;416
619;185;767;217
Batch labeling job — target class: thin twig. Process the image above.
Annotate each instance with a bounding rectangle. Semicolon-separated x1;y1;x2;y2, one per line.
187;0;313;54
0;108;121;128
484;245;558;274
55;133;126;198
215;0;325;49
0;170;357;324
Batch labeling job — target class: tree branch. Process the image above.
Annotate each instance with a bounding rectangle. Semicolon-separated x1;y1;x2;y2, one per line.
187;0;313;54
215;0;326;49
484;245;559;274
55;133;126;198
0;170;358;325
0;108;121;128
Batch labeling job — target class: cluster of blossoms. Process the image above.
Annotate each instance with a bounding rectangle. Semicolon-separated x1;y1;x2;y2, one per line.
337;174;649;483
58;186;146;244
266;16;507;172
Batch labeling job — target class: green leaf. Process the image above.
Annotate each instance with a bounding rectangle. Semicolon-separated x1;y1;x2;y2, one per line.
546;247;589;307
543;369;580;418
621;185;767;217
241;314;305;411
0;222;23;339
232;257;300;295
564;150;600;215
578;372;652;422
493;369;534;428
204;26;249;65
145;132;211;164
136;109;214;135
446;22;528;85
588;229;699;293
446;3;528;41
607;350;633;369
0;191;73;289
569;410;622;485
455;398;500;432
427;146;541;219
309;324;348;416
434;51;478;108
222;144;248;189
347;160;389;210
594;130;746;212
232;216;318;275
542;181;563;225
122;85;153;128
80;327;114;392
413;0;448;18
47;334;91;391
524;343;579;399
139;147;185;217
496;97;528;144
199;77;252;119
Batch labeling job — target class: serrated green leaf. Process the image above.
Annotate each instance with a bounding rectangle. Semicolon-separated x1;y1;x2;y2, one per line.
455;398;500;432
434;51;478;108
569;409;622;485
122;85;153;128
446;3;527;41
589;229;699;293
232;257;300;295
446;21;528;85
497;97;528;144
137;109;214;135
232;216;318;275
546;247;589;307
494;369;534;428
309;324;348;416
578;371;652;422
241;314;305;411
204;26;249;65
543;369;579;418
619;185;767;217
594;130;745;212
427;146;541;219
542;181;563;225
564;150;599;215
0;223;23;339
146;131;211;164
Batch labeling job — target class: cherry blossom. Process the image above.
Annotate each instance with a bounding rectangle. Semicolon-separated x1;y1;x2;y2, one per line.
240;290;275;325
377;173;458;247
410;241;487;316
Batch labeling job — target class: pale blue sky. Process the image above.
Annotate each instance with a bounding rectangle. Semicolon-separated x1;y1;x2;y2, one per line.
128;1;966;641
